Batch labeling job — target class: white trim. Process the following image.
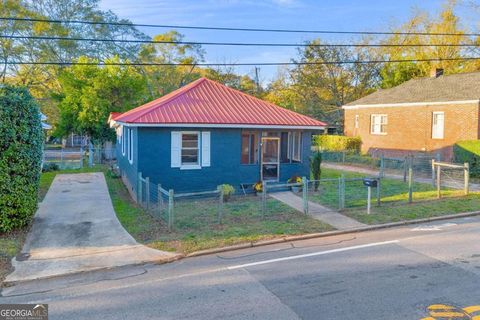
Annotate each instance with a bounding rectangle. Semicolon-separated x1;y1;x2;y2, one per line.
343;99;479;110
116;122;325;130
180;131;200;167
128;128;133;164
201;131;211;167
432;111;445;140
370;114;387;135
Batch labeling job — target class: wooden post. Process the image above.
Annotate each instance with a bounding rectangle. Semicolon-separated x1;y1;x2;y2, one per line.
437;165;441;199
168;189;174;231
408;167;413;203
464;162;470;195
431;159;436;187
218;186;224;224
145;177;150;210
302;177;308;215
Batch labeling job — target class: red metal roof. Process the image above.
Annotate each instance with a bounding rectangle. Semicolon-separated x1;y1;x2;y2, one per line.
116;77;327;128
109;112;122;120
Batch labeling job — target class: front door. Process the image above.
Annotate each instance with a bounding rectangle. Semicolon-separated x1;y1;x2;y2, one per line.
261;137;280;181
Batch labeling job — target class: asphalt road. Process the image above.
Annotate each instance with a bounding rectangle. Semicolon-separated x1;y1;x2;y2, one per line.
2;216;480;319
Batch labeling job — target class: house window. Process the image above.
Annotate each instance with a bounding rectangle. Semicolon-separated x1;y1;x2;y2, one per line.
181;132;199;165
432;112;445;139
121;126;126;156
280;132;290;163
241;131;259;164
291;132;302;162
370;114;387;135
128;128;133;164
354;115;359;129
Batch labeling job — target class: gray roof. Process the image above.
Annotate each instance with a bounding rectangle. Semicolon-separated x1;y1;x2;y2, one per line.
346;72;480;106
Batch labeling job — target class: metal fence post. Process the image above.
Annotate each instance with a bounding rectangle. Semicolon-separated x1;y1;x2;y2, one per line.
262;181;267;218
338;174;345;210
168;189;174;231
464;162;470;195
80;146;84;168
342;151;346;163
302;177;308;215
403;156;408;183
88;143;94;167
437;165;441;199
145;177;150;210
137;172;142;205
376;178;381;206
408;167;413;203
380;154;385;178
218;186;224;224
158;184;164;210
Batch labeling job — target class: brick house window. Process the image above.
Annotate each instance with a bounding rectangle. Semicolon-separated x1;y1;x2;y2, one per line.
370;114;387;135
432;112;445;139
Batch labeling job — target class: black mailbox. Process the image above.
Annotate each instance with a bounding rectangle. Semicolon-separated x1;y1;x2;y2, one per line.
363;178;378;188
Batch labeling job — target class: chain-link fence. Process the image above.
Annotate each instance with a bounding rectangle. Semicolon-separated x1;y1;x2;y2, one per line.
42;147;85;170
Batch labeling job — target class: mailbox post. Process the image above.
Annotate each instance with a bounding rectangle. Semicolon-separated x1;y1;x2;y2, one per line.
363;178;378;214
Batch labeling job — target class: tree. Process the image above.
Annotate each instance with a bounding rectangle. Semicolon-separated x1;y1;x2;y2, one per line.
379;0;478;88
0;85;43;232
55;56;147;142
265;39;380;128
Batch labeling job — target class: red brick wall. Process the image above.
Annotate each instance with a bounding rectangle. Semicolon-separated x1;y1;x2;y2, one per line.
344;102;480;160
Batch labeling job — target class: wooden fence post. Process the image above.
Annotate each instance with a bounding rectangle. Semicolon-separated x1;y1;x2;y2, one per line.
431;159;436;187
464;162;470;195
168;189;174;231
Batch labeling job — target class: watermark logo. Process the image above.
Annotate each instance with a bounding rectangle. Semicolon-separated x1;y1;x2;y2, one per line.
0;304;48;320
421;304;480;320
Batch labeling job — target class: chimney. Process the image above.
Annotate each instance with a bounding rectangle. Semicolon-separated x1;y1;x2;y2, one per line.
430;67;444;78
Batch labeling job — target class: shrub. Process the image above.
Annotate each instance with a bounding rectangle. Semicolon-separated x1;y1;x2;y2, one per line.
219;184;235;201
0;85;43;232
42;163;59;172
310;152;322;191
313;135;362;152
454;140;480;177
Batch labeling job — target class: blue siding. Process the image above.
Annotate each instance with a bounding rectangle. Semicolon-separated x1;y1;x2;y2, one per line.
118;127;314;193
116;126;139;196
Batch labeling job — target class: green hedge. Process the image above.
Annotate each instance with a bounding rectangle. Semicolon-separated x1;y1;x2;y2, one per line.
454;140;480;177
313;135;362;152
0;86;43;232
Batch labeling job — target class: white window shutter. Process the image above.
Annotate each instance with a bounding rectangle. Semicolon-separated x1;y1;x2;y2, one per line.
201;131;211;167
171;132;181;168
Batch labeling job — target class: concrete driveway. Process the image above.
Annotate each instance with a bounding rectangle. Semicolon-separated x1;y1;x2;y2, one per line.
5;173;178;284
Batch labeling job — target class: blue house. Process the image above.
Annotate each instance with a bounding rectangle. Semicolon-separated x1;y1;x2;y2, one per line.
111;78;326;195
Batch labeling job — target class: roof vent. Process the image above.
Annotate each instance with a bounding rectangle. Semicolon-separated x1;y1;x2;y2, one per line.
430;68;444;78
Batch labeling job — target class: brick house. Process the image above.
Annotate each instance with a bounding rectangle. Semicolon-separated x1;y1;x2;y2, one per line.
343;70;480;160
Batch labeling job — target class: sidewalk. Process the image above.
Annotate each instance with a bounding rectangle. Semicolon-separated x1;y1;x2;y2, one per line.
5;173;179;284
270;192;366;230
322;163;480;191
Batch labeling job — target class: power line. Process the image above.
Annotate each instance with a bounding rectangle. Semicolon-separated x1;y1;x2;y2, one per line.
1;34;479;47
1;17;479;37
5;57;480;67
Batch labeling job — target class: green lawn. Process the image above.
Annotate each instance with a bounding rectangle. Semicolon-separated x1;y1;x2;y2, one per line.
310;167;480;225
36;166;333;254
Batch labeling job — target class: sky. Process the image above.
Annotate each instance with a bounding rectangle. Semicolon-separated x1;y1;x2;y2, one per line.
98;0;476;82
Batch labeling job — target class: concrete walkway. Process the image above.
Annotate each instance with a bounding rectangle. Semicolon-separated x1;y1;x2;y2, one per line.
270;192;366;230
5;173;179;284
322;162;480;191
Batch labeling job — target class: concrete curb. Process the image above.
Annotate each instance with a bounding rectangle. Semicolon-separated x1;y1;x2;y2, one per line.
186;210;480;257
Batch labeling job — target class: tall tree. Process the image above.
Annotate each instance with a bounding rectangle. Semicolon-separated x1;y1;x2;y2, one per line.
380;0;477;88
55;56;147;142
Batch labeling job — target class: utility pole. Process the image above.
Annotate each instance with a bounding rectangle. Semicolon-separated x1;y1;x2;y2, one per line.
254;67;260;94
